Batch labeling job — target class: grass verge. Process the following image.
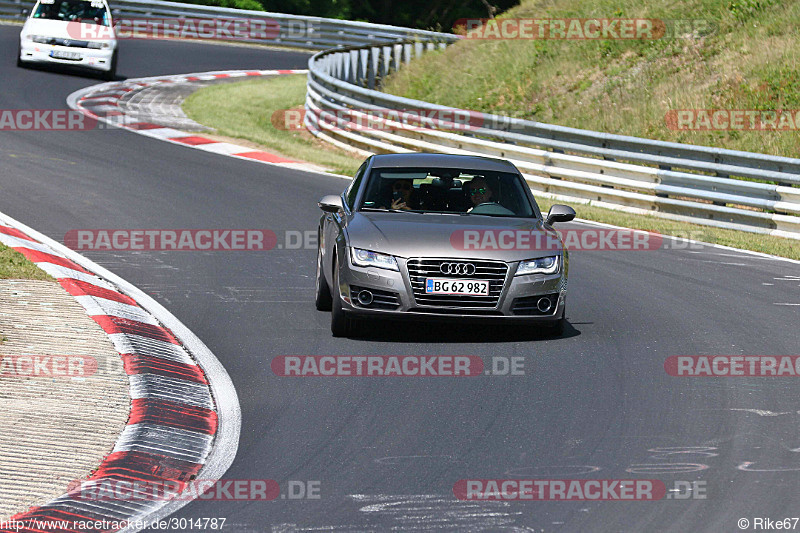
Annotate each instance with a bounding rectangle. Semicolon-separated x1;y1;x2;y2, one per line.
0;244;53;280
182;74;362;176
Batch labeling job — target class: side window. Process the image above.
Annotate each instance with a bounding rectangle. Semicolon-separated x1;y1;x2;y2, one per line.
345;163;366;209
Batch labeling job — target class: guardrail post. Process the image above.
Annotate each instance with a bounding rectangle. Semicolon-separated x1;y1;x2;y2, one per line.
392;44;402;73
341;53;350;81
655;164;671;197
381;46;392;79
368;47;379;90
349;50;359;84
358;48;369;87
403;43;412;64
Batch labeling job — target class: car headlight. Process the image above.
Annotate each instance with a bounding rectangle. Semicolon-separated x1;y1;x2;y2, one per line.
516;255;559;276
87;41;111;49
29;35;49;44
350;248;399;271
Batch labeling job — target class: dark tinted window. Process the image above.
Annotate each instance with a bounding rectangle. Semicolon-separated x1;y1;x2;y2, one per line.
358;167;536;217
345;163;367;209
33;0;110;25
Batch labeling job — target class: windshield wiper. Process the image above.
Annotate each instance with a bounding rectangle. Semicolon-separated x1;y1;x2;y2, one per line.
359;207;408;214
360;207;422;213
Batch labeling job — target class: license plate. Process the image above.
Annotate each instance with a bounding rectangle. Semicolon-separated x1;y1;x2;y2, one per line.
425;278;489;296
50;50;82;60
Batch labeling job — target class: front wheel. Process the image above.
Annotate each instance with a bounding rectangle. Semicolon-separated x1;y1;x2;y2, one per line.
17;45;23;68
547;317;565;337
545;307;566;337
103;51;117;81
314;245;332;311
330;258;357;337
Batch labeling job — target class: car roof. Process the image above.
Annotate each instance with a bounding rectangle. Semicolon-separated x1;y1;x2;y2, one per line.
368;153;518;173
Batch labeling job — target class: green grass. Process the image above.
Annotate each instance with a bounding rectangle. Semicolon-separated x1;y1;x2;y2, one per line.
536;198;800;260
383;0;800;158
0;244;53;280
182;75;363;176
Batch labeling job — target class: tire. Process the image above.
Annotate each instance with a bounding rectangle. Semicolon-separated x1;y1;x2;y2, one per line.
545;307;566;337
330;257;356;337
17;46;23;68
547;317;565;337
103;51;117;81
314;244;332;311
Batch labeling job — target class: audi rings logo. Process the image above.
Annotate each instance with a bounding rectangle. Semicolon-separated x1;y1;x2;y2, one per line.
440;262;476;275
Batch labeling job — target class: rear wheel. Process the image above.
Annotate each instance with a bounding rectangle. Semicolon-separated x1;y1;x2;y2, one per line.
330;257;357;337
314;244;332;311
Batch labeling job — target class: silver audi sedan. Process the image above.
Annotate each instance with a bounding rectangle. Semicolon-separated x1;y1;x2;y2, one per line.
315;153;576;337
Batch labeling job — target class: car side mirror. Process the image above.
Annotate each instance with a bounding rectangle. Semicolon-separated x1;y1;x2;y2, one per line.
318;195;343;213
21;7;29;16
546;204;576;225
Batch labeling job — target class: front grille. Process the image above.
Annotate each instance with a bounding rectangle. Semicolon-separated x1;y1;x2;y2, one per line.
41;38;90;48
411;308;503;316
350;286;401;310
407;258;508;308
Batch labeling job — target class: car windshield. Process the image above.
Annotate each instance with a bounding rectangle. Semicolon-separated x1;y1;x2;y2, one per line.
32;0;110;25
358;167;537;217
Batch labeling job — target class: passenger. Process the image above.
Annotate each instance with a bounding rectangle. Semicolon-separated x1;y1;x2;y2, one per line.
468;177;494;208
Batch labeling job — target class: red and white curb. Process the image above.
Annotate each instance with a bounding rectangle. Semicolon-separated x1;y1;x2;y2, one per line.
0;211;240;533
66;69;329;173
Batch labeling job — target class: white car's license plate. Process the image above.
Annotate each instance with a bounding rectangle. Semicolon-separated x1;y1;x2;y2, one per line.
425;278;489;296
50;50;82;60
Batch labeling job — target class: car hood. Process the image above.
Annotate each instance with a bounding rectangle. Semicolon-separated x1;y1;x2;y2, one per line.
346;212;563;262
22;19;115;41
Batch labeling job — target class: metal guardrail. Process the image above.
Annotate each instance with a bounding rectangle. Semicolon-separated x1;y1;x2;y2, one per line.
305;44;800;239
1;0;458;49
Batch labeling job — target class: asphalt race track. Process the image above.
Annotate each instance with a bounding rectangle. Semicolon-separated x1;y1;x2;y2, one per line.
2;24;800;532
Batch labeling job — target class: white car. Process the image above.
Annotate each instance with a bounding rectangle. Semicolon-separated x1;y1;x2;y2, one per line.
18;0;118;80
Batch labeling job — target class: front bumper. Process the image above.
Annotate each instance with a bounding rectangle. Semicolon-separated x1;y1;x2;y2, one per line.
338;255;566;323
19;41;115;72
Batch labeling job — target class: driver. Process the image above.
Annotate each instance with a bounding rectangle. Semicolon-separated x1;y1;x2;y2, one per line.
468;177;493;207
379;178;416;210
